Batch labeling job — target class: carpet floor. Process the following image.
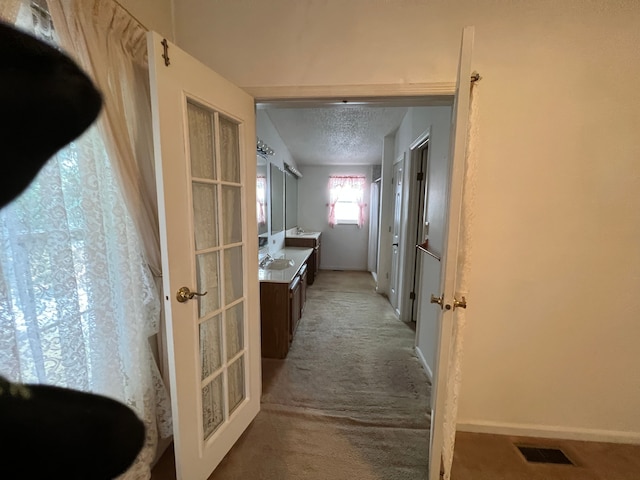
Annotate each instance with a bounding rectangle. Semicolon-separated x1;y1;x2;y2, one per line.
209;270;431;480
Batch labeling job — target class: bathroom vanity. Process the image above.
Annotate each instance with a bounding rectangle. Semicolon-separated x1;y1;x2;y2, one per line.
259;247;312;358
285;231;321;285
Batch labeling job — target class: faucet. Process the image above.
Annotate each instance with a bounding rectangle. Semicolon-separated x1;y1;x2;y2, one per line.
259;253;274;268
296;227;305;234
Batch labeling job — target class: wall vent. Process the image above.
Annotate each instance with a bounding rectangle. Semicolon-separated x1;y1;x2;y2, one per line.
516;445;574;465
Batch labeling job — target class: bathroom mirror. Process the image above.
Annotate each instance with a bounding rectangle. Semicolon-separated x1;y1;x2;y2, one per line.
270;163;284;234
257;155;268;239
285;171;298;230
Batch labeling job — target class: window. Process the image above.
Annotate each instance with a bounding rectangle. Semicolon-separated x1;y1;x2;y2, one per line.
328;175;367;227
0;5;172;477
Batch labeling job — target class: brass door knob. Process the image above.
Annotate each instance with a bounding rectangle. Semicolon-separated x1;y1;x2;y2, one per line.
176;286;208;303
453;296;467;310
430;294;443;309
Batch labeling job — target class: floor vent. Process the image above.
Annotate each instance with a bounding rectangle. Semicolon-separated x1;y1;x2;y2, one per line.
516;446;575;465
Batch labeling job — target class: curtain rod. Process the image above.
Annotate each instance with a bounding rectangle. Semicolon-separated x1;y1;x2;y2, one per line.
30;0;146;30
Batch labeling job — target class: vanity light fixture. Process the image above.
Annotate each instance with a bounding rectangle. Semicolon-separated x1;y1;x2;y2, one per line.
257;138;274;156
284;162;303;178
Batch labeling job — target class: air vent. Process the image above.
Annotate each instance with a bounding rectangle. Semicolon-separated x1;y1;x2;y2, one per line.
516;446;574;465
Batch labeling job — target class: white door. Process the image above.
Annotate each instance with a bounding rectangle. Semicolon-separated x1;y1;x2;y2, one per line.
428;26;475;480
389;157;404;312
147;32;261;480
367;180;380;273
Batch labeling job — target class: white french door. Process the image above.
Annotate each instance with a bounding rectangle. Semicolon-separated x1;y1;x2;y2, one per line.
147;32;260;480
428;26;475;480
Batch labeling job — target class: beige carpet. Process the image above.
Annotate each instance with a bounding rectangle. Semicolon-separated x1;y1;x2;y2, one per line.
209;270;431;480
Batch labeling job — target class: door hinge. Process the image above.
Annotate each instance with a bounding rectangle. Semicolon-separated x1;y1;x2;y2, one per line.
417;172;424;182
409;291;416;300
161;38;170;66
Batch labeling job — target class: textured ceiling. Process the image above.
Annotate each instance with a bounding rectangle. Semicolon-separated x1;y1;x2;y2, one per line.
264;106;408;166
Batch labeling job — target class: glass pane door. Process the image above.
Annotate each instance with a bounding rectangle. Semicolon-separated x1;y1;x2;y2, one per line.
187;100;246;442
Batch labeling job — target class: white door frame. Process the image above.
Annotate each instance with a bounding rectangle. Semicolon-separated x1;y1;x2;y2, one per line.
389;154;405;314
253;84;460;473
399;129;432;322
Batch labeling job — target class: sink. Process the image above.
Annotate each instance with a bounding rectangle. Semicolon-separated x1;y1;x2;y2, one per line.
265;258;295;270
295;231;318;237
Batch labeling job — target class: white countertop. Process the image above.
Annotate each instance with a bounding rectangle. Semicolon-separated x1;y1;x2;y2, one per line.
258;247;313;283
285;231;321;240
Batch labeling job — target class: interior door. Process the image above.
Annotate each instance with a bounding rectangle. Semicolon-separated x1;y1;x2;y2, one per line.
389;158;404;312
428;26;475;480
409;145;429;322
147;32;260;480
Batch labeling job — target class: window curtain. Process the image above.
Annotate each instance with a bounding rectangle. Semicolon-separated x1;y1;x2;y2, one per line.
0;2;171;479
328;175;367;228
256;175;267;226
47;0;161;278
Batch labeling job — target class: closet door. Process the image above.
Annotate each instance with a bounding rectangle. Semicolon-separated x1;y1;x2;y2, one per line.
147;32;260;480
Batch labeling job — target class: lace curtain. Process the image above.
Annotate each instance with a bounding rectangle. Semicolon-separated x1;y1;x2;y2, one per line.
328;175;367;228
47;0;161;277
0;2;171;479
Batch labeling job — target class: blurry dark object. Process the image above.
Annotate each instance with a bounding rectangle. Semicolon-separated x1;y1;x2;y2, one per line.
0;20;103;209
0;376;146;479
0;21;144;479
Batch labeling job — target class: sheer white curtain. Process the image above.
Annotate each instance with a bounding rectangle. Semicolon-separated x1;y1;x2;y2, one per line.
47;0;161;277
0;2;171;479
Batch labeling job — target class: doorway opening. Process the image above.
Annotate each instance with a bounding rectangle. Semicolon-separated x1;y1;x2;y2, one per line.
404;136;430;323
249;94;456;477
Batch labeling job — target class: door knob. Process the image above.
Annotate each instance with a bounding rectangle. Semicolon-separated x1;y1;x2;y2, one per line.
430;294;443;309
453;296;467;310
176;286;208;303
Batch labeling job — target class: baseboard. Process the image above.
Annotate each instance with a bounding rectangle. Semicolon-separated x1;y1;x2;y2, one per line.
414;346;433;382
321;265;368;271
456;420;640;445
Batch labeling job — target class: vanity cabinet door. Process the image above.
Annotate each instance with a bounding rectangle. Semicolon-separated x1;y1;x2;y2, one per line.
289;276;301;339
299;263;308;316
313;238;321;278
259;282;290;359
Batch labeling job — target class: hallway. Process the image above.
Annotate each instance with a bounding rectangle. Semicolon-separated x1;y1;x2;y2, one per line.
153;270;431;479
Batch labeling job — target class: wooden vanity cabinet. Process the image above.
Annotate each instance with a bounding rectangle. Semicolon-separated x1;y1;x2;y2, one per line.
285;233;321;285
260;258;309;359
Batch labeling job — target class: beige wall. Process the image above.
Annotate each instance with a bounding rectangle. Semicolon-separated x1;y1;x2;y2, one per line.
137;0;640;441
118;0;173;40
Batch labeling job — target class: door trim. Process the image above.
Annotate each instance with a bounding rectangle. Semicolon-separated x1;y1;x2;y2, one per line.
248;83;455;105
400;129;431;323
249;82;465;480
